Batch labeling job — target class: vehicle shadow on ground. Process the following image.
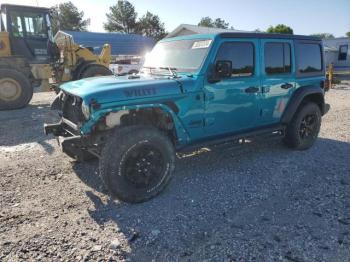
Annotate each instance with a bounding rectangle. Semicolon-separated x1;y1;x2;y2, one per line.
0;101;57;152
73;137;350;259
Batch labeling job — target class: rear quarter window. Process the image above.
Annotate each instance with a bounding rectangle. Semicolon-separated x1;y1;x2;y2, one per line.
296;42;323;76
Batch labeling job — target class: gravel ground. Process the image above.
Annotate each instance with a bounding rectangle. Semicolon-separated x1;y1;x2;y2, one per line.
0;83;350;262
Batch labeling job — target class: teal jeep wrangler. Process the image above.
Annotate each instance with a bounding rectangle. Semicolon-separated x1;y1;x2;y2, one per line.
45;32;329;203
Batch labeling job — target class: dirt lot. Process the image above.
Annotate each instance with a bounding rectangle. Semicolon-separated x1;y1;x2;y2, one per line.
1;83;350;262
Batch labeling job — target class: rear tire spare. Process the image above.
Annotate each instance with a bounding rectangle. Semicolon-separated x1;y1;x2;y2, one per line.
99;126;176;203
0;69;33;110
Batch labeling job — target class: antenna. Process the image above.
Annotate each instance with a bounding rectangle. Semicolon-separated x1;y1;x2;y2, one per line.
36;0;39;6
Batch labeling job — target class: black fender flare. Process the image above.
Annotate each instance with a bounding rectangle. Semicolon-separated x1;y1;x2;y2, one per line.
281;85;326;124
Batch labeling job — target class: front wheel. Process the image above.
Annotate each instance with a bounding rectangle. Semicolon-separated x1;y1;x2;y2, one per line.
99;126;175;203
283;102;321;150
0;69;33;110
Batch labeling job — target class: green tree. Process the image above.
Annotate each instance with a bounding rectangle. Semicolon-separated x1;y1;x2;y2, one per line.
267;24;293;34
51;2;90;34
136;11;167;41
104;0;137;33
213;18;229;29
310;33;335;39
346;32;350;37
198;16;230;29
198;17;214;27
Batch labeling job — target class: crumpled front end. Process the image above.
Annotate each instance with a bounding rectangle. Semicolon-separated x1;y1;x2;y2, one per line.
43;73;192;159
44;91;85;136
43;91;96;159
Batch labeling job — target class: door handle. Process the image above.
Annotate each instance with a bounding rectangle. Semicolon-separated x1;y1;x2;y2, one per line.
245;86;260;93
204;92;215;101
281;83;293;89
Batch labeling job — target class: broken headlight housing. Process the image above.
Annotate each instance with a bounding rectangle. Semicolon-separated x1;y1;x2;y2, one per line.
81;101;90;120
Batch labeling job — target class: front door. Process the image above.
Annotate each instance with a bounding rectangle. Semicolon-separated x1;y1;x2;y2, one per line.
203;39;261;137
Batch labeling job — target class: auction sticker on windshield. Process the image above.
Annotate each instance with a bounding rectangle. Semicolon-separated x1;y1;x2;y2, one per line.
192;40;212;49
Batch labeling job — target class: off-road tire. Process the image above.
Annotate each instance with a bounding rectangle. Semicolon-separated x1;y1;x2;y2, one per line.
0;69;33;110
99;126;175;203
283;102;321;150
80;65;112;79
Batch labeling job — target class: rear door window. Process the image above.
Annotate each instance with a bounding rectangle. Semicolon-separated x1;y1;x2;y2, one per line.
297;43;322;74
264;42;291;74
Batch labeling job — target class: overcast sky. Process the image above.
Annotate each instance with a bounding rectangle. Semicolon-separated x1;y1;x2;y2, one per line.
7;0;350;37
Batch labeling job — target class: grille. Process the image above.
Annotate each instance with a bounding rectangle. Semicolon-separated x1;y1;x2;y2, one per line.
62;95;85;124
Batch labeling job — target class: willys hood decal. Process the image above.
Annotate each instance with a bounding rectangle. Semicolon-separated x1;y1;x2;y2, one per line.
59;74;189;104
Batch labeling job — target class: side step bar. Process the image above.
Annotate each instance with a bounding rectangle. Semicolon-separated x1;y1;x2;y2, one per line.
177;125;285;152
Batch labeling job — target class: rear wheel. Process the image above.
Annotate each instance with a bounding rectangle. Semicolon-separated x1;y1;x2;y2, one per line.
283;102;321;150
99;126;175;203
80;65;112;79
0;69;33;110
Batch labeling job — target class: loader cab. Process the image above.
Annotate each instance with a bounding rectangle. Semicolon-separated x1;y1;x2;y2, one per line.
0;4;53;63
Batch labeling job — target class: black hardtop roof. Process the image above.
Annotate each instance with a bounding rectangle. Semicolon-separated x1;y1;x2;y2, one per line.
0;4;50;13
219;32;321;41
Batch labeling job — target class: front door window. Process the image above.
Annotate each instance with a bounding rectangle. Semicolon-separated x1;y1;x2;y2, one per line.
215;42;255;77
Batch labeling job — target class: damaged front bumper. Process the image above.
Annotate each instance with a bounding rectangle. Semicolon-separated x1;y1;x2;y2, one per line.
44;118;105;160
44;120;84;156
43;117;79;136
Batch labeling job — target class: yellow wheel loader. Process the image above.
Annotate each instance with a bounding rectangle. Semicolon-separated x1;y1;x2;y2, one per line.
0;4;112;110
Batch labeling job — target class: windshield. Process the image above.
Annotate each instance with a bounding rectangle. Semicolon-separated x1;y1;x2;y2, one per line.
143;39;212;73
10;11;48;38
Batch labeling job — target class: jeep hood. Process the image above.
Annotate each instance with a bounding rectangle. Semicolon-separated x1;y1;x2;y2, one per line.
59;74;186;104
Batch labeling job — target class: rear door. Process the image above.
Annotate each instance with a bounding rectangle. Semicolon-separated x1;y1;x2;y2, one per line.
259;39;296;125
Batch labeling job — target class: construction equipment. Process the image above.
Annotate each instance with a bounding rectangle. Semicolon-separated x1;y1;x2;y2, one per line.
0;4;112;110
326;63;350;89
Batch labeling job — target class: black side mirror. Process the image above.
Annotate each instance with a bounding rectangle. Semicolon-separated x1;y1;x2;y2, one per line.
215;60;232;78
207;60;232;83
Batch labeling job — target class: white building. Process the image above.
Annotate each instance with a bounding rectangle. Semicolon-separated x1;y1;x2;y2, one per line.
323;37;350;72
166;24;243;38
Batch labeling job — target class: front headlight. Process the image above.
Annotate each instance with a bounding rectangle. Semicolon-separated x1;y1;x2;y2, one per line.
81;102;90;120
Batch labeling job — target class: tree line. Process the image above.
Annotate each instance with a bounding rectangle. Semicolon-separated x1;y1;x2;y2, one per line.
51;1;350;40
51;1;166;41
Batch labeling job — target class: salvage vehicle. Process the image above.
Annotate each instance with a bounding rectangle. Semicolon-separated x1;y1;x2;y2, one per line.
109;57;144;75
0;4;111;110
44;32;329;203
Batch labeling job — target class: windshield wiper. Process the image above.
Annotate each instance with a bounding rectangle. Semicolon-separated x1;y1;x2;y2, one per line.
159;67;178;78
